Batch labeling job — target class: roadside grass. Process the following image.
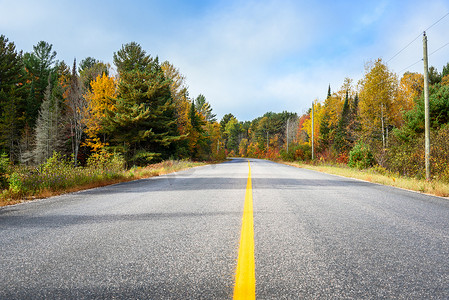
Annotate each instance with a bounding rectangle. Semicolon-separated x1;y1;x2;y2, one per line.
284;161;449;198
0;159;208;207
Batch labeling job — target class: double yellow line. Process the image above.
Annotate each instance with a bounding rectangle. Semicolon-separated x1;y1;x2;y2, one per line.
233;161;255;299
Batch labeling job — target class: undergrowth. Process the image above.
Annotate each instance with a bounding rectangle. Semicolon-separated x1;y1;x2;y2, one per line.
0;152;207;207
287;161;449;198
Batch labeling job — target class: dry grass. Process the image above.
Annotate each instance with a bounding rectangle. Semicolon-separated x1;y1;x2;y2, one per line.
0;160;208;207
284;161;449;198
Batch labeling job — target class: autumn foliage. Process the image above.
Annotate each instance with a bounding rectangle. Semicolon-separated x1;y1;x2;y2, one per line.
1;34;449;185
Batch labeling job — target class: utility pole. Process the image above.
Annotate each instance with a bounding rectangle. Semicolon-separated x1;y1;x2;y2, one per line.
286;118;289;153
311;102;314;160
266;131;269;152
381;103;385;149
423;31;431;180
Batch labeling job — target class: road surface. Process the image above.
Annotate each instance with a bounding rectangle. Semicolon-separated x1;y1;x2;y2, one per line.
1;158;448;299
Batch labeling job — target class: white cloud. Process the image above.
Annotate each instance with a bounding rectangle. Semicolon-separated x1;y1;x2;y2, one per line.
2;0;448;122
161;0;319;120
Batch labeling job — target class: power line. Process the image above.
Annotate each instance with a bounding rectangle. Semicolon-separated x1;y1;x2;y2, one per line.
429;41;449;56
425;12;449;31
398;58;423;74
386;12;449;64
386;34;421;63
397;40;449;74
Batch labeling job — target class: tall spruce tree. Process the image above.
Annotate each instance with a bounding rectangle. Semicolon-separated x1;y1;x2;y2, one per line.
334;90;351;152
319;86;332;151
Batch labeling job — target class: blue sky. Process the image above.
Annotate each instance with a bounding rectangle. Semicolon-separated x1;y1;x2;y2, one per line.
1;0;448;121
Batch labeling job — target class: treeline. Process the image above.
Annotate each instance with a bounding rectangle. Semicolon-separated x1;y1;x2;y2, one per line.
299;59;449;181
1;34;449;182
218;58;449;182
0;36;222;166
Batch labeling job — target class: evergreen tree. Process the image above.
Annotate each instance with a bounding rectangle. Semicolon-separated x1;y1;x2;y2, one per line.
0;35;26;161
319;86;332;152
442;62;449;78
33;78;63;164
334;90;351;152
23;41;57;129
347;93;360;142
103;44;180;165
428;66;441;85
219;113;236;148
113;42;152;75
195;94;216;122
79;57;109;92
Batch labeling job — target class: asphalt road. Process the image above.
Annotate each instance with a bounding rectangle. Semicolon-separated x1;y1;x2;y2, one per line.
1;158;448;299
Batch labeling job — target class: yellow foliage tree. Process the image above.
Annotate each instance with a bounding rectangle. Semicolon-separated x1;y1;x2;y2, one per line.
324;94;344;130
396;72;423;125
359;59;398;146
83;73;117;152
206;122;224;160
161;61;190;137
301;100;324;146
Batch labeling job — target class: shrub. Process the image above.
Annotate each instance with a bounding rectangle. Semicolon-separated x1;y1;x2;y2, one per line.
280;144;312;161
336;152;349;164
0;153;10;189
8;171;23;194
87;151;125;176
348;142;375;169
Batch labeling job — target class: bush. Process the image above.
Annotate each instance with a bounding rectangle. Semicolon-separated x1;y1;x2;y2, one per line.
280;144;312;161
87;151;125;176
0;153;10;189
348;142;375;169
6;151;127;197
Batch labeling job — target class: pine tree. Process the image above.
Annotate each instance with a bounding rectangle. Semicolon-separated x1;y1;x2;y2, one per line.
0;35;26;161
103;45;180;164
195;94;216;122
79;57;109;92
113;42;152;75
23;41;57;129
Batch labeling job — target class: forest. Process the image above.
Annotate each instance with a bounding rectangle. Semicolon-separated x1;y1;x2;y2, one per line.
1;34;449;199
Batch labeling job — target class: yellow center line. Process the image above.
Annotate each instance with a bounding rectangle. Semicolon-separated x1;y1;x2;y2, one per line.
233;160;255;300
